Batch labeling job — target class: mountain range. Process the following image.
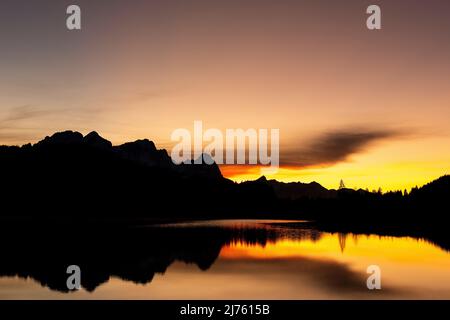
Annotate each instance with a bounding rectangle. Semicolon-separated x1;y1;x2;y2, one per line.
0;130;449;228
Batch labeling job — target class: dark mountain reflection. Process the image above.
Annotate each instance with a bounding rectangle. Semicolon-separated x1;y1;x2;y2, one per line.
0;219;324;293
0;219;448;295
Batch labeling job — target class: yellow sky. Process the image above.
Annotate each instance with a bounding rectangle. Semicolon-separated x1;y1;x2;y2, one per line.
222;136;450;191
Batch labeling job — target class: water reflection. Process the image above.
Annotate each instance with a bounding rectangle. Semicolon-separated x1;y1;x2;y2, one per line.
0;220;450;299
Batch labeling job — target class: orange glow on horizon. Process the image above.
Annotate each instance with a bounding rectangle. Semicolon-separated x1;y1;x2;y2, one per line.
221;163;449;192
220;137;450;192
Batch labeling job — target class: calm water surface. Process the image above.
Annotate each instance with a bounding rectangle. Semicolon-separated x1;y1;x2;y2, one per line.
1;220;450;299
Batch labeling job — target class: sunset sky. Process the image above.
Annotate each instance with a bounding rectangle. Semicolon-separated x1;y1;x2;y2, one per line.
1;0;449;191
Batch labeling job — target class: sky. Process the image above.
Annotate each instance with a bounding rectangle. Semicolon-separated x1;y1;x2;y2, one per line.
1;0;449;191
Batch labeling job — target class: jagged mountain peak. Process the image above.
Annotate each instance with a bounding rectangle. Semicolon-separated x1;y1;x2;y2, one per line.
84;131;113;149
119;139;157;151
36;130;84;146
257;175;268;182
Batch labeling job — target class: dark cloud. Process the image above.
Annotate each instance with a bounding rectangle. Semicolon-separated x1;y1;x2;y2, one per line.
281;128;406;167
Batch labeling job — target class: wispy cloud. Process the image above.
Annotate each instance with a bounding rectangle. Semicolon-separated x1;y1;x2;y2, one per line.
1;105;42;127
0;105;63;144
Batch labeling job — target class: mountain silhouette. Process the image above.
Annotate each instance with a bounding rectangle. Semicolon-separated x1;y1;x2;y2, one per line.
0;131;272;219
0;130;449;238
266;178;334;200
1;130;450;295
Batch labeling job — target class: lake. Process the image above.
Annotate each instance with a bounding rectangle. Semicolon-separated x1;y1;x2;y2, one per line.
1;219;450;299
